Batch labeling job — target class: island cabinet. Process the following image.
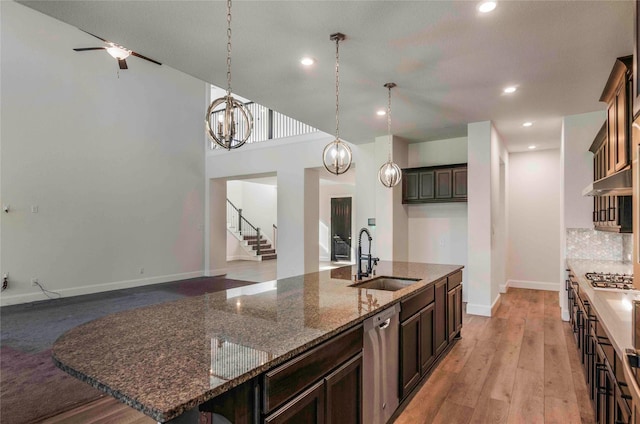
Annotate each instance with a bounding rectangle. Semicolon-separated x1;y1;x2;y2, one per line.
399;271;463;400
262;324;363;424
447;271;463;341
402;164;467;204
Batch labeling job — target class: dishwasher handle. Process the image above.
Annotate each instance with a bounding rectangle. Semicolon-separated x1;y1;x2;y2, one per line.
379;318;391;330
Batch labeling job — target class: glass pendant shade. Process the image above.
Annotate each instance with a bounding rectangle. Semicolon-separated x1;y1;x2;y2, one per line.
322;138;352;175
378;160;402;188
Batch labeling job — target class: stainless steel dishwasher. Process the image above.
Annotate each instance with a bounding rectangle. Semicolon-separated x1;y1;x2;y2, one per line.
363;302;400;424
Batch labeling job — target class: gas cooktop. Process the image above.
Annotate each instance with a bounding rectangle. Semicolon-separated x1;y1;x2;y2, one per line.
585;272;635;290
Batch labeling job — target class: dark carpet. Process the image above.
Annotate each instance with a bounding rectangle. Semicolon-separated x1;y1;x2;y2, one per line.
0;275;256;424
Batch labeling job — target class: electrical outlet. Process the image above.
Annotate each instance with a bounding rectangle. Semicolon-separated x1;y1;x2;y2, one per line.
31;278;38;286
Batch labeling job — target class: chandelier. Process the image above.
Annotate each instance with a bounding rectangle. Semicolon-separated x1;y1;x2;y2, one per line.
378;83;402;188
205;0;253;150
322;33;352;175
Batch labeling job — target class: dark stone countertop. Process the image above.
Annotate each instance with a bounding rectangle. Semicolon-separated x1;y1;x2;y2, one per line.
52;261;463;422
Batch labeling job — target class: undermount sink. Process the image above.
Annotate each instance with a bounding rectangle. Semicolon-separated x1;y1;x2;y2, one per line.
349;276;421;291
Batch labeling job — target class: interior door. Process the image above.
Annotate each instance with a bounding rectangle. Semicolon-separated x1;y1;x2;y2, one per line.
331;197;352;262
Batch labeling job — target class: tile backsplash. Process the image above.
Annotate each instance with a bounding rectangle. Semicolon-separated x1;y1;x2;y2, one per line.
566;228;632;262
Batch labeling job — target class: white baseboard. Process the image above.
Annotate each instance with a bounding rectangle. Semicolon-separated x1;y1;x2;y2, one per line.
0;271;204;307
491;294;502;316
503;279;560;292
226;255;259;262
206;267;227;277
466;303;492;317
561;308;570;322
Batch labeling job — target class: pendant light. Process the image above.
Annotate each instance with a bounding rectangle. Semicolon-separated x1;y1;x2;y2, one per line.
378;83;402;188
322;33;352;175
205;0;253;150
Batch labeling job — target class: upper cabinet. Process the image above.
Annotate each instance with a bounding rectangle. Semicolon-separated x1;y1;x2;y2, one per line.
600;55;633;174
402;164;467;204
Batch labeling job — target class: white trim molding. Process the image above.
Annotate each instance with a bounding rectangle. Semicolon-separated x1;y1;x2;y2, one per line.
0;271;204;307
466;303;492;317
502;279;560;292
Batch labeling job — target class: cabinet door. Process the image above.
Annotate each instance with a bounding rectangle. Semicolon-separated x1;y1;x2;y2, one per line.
420;303;435;374
434;279;448;356
403;171;418;202
435;169;452;199
455;285;463;334
265;380;325;424
452;168;467;198
615;80;628;172
400;312;421;399
447;289;456;341
419;171;435;200
325;353;362;424
608;103;617;176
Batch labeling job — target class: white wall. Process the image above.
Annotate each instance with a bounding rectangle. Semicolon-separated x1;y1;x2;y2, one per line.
406;137;468;299
467;122;508;316
507;149;561;288
1;2;206;305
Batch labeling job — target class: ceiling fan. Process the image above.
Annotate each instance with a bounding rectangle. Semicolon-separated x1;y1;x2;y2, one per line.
73;31;161;70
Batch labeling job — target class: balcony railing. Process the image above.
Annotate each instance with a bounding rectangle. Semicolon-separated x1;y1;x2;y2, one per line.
209;102;318;149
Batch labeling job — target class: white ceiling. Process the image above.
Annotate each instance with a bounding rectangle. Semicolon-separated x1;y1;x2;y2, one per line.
19;0;633;152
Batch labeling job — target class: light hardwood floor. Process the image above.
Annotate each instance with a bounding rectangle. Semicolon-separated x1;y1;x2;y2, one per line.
40;288;595;424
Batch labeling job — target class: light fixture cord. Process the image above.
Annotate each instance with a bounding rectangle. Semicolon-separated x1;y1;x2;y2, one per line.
335;36;340;141
387;85;392;162
226;0;232;97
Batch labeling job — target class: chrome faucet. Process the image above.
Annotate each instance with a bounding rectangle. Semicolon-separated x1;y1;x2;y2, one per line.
357;227;379;280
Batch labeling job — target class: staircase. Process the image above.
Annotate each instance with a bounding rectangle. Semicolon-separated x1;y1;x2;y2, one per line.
227;199;277;261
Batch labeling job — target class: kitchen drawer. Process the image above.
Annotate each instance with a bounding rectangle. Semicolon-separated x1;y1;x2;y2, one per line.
263;324;363;414
447;271;462;291
400;286;435;322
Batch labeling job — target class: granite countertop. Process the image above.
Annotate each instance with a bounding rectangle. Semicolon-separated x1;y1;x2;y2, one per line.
52;261;463;422
566;259;640;403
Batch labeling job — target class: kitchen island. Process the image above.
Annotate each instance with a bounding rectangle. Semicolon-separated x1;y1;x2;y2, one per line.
52;261;463;423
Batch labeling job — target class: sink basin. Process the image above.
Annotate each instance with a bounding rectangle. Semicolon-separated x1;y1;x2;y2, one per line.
349;276;421;291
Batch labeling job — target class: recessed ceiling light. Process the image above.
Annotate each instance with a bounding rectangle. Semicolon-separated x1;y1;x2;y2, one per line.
300;57;315;66
478;1;497;13
528;145;536;150
503;86;517;94
377;110;386;116
523;122;533;127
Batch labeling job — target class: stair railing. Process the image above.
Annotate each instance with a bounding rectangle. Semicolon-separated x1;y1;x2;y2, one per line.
227;199;274;256
273;224;277;250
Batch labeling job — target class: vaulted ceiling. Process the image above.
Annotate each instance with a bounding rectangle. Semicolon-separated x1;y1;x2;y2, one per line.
20;0;633;151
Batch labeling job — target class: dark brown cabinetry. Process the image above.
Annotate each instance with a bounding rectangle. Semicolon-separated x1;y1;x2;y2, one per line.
263;325;363;424
601;56;632;174
589;121;633;233
402;164;467;204
565;272;632;424
589;56;633;234
399;271;462;400
434;279;448;356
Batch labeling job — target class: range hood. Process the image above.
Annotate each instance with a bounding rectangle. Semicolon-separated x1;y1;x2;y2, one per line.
582;167;632;196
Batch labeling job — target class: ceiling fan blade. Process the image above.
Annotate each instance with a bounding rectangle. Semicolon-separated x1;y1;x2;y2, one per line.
118;59;128;70
73;47;106;51
79;29;108;43
131;52;162;66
